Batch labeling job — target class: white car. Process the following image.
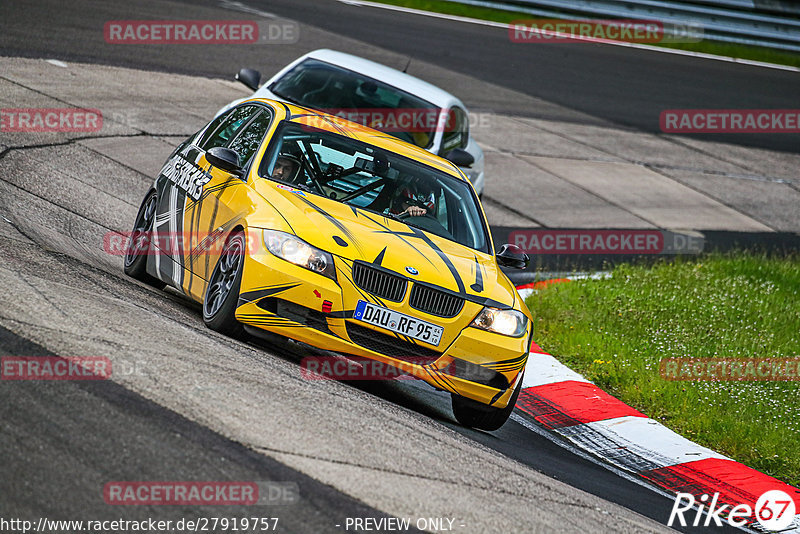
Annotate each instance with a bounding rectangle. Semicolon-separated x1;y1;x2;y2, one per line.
220;49;485;196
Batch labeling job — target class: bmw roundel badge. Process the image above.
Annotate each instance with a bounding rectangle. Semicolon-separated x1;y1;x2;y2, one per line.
405;266;419;275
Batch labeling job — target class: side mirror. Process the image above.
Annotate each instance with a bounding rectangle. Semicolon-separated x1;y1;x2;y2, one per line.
496;244;529;270
235;68;261;91
207;147;243;177
442;148;474;168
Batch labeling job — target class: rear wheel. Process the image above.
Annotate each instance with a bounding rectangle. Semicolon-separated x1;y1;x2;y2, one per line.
451;373;523;431
124;190;165;289
203;231;246;337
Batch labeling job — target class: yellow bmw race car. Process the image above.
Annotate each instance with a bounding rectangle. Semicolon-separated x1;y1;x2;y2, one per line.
124;98;532;430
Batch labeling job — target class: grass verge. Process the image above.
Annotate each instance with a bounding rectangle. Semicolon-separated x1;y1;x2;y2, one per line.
526;253;800;487
371;0;800;68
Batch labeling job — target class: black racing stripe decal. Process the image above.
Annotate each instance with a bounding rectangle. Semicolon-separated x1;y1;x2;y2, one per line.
373;247;386;266
434;369;459;392
407;227;465;294
242;321;305;329
202;182;226;279
237;283;301;307
239;316;347;340
293;195;365;256
424;367;457;394
252;185;297;235
186;188;201;295
482;353;528;372
188;218;240;265
337;264;386;308
489;390;505;406
359;212;436;268
185;176;240;294
471;255;484;293
359;208;516;305
189;175;240;206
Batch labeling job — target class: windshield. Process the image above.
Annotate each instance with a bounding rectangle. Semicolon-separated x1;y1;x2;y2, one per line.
269;58;441;150
258;122;489;253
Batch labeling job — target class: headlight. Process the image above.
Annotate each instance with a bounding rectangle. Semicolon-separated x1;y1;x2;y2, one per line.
263;230;336;280
470;307;527;337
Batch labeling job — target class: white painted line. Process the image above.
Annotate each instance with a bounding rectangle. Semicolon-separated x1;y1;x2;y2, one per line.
785;516;800;534
509;412;679;498
336;0;800;72
219;0;277;18
517;287;536;300
566;416;731;469
521;351;591;388
510;412;757;533
516;272;612;299
45;59;68;68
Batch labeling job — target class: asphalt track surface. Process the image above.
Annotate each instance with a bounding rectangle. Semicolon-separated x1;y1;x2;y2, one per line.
0;0;789;532
2;0;799;152
0;326;405;533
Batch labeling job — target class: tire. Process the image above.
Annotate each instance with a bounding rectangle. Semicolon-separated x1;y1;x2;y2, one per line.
202;231;246;338
451;372;524;431
124;189;166;289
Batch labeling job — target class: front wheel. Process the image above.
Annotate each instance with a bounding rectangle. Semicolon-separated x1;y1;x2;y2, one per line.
124;189;165;289
451;373;523;431
203;231;246;337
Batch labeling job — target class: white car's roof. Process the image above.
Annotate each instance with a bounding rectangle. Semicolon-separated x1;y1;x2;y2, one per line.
302;49;462;109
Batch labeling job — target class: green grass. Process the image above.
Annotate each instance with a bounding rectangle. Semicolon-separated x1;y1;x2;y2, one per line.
373;0;800;68
526;253;800;487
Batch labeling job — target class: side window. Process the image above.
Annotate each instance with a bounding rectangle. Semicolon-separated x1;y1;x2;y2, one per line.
227;108;273;166
198;105;261;151
194;109;232;148
441;107;469;152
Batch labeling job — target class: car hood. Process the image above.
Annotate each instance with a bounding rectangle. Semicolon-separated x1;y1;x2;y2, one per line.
250;179;518;309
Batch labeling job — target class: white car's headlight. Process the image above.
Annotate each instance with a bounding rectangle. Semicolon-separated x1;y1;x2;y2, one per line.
470;307;527;337
263;230;336;280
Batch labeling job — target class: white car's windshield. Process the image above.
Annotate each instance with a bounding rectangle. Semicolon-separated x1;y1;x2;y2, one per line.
268;58;441;150
259;122;489;253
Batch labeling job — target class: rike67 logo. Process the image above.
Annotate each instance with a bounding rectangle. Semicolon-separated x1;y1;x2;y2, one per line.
668;490;797;530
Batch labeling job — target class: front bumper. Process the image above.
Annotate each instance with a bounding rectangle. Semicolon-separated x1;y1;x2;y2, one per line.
235;249;529;408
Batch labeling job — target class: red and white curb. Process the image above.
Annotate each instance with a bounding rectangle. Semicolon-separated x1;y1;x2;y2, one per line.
515;281;800;532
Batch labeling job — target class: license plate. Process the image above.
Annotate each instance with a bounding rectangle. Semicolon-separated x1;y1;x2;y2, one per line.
353;300;443;347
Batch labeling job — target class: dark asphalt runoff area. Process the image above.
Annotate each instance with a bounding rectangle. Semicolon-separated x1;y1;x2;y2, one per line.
1;0;798;152
0;325;407;533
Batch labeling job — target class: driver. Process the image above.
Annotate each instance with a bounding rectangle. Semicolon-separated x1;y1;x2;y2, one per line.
387;177;435;218
272;155;301;182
